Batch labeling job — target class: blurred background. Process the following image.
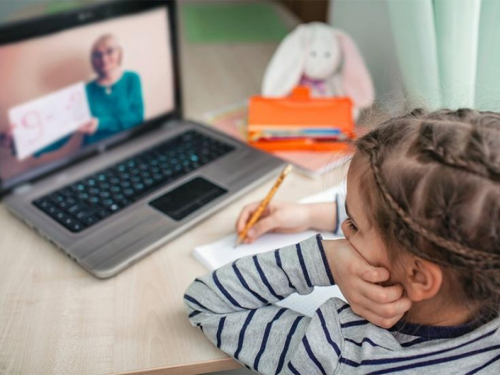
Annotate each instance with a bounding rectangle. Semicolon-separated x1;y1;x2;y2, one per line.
3;0;498;117
0;0;404;115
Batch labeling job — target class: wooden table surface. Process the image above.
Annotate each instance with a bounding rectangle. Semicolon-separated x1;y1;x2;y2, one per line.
0;3;345;374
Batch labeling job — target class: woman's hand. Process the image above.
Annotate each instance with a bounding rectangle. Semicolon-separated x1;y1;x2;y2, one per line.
79;118;99;135
236;201;314;244
0;128;13;148
323;239;412;328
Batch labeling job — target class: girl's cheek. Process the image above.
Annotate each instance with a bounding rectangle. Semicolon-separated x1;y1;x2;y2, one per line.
345;237;370;265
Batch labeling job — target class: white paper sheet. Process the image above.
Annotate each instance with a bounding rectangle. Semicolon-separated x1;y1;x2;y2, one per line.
193;185;347;317
9;82;92;160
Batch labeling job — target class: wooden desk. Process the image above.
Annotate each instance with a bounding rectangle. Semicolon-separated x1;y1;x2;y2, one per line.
0;3;343;374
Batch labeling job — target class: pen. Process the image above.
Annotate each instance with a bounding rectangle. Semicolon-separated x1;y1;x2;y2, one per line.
235;164;293;247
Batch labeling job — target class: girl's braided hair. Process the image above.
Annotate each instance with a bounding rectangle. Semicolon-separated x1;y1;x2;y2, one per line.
355;108;500;307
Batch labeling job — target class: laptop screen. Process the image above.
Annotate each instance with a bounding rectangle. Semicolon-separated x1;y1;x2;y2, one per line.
0;5;175;188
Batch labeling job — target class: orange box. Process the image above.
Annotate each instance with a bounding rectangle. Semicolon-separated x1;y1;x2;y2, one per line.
248;86;355;151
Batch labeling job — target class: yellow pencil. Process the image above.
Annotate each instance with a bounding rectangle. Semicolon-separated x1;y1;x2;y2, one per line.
235;164;293;247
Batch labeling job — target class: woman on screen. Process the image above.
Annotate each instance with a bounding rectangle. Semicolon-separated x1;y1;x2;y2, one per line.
82;33;145;144
1;33;145;159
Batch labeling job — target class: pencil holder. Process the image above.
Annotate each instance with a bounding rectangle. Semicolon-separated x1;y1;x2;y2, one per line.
247;86;355;152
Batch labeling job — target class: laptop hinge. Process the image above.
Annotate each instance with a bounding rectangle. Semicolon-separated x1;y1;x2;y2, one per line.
13;183;33;195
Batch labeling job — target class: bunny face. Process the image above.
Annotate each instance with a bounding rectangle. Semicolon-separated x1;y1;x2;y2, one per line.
303;28;341;80
262;22;374;108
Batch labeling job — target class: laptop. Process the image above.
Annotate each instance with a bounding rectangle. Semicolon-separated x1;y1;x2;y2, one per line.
0;0;283;278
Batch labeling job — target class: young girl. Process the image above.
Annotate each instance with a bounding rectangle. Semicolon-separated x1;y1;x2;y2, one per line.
184;108;500;374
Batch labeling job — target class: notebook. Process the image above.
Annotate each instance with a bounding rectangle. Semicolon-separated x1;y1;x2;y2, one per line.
193;185;347;317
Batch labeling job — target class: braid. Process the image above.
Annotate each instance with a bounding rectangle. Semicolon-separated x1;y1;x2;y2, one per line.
365;147;500;269
417;118;500;182
356;108;500;274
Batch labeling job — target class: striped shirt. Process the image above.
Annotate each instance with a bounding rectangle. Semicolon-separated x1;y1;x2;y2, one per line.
185;235;500;374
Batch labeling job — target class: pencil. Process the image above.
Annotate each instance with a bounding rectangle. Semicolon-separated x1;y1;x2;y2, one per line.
235;164;293;247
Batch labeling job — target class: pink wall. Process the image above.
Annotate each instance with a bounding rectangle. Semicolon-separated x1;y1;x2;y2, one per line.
0;8;174;180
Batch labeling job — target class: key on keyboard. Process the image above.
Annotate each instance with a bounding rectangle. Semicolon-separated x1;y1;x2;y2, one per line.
33;130;234;232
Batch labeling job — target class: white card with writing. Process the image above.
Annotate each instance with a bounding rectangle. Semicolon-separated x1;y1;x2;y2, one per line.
9;82;92;160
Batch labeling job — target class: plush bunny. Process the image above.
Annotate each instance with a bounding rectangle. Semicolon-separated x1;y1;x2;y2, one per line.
262;22;374;110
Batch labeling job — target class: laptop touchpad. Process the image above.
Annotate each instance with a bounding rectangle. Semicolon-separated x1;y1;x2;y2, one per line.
149;177;227;221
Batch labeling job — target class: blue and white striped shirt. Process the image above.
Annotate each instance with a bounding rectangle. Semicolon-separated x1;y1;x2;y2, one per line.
184;235;500;374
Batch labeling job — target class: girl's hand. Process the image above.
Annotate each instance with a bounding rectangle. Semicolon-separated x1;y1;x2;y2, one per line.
236;201;313;244
324;238;412;328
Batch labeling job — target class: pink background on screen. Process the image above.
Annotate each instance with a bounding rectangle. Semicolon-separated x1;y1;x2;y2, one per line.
0;7;174;180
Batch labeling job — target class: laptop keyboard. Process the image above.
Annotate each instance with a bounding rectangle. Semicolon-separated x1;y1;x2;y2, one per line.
32;130;235;233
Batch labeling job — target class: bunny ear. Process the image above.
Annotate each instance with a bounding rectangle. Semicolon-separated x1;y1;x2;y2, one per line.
262;25;309;97
336;30;374;108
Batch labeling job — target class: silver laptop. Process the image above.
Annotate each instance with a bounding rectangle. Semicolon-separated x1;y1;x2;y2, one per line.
0;0;283;278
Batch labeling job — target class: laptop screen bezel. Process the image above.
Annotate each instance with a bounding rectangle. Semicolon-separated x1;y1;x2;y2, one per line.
0;0;182;197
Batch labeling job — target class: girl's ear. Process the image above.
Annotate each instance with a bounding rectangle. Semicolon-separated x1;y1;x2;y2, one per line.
262;25;309;97
335;30;375;108
403;257;443;302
